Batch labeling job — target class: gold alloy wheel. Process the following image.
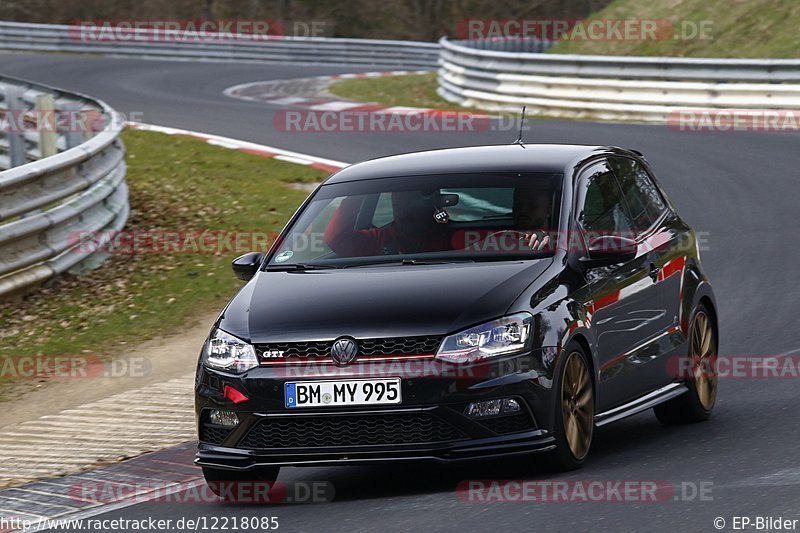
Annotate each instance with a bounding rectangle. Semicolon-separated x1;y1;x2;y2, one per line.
691;311;718;411
561;351;594;460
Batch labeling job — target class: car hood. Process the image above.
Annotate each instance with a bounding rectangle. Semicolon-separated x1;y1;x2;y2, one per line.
218;260;552;343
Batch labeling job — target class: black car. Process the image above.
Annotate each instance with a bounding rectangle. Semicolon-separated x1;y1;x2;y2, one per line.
195;144;717;491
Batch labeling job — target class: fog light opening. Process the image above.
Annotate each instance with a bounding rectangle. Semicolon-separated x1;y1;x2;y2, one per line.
209;409;239;427
466;398;522;418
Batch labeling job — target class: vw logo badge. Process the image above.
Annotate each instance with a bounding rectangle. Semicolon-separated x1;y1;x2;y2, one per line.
330;337;358;366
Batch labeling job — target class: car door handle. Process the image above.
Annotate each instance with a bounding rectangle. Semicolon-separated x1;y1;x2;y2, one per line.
648;263;660;282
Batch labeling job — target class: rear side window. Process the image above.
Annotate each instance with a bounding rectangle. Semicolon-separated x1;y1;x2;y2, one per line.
609;157;667;232
578;162;635;235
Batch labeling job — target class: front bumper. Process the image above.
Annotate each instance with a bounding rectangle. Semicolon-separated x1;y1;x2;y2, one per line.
196;430;555;470
194;350;558;471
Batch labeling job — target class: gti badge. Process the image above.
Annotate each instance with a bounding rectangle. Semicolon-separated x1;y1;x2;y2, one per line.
330;337;358;366
262;349;284;359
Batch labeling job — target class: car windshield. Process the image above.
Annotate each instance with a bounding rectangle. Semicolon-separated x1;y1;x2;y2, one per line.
267;172;563;268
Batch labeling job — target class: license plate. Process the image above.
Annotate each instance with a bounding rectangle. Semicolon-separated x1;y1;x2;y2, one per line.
285;378;401;408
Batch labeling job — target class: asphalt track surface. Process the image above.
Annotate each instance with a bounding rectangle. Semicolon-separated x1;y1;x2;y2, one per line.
2;52;800;533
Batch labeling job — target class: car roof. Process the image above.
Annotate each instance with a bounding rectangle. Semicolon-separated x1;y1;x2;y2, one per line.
324;144;634;184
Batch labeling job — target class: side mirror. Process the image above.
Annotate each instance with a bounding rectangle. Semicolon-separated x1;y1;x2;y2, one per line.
580;235;638;268
232;252;264;281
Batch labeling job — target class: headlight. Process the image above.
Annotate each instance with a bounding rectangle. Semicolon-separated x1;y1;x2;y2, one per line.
204;329;259;373
436;312;533;364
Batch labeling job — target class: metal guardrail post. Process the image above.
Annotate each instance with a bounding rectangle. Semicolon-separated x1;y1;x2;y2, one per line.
35;93;57;158
62;101;87;149
4;86;27;168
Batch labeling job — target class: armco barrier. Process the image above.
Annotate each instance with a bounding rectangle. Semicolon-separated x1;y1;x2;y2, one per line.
0;21;439;69
0;76;128;297
437;37;800;121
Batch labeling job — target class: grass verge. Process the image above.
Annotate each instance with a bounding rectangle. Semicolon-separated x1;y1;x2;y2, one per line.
328;73;563;121
0;130;327;398
329;72;464;111
547;0;800;58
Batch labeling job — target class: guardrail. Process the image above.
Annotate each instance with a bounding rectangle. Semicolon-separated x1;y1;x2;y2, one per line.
0;21;439;69
438;37;800;121
0;75;128;297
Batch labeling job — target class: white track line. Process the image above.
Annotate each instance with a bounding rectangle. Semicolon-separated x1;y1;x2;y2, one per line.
308;100;378;111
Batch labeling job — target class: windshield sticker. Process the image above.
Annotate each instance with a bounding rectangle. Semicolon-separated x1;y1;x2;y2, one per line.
275;250;294;263
433;207;450;224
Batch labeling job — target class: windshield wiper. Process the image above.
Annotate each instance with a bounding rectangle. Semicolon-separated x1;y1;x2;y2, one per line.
265;263;338;271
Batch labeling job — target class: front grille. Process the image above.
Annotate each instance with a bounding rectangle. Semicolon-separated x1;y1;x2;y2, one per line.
200;424;234;445
255;336;442;362
239;413;465;448
358;337;442;356
258;341;330;358
477;413;537;435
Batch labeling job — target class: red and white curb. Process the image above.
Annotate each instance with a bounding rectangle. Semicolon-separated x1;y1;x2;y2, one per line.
224;70;426;107
0;375;196;495
223;70;493;120
125;122;349;172
0;443;201;532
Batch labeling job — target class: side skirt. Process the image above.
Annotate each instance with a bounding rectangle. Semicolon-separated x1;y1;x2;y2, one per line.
594;383;688;427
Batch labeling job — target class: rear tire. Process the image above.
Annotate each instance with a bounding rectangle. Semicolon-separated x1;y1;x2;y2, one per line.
202;466;280;501
654;304;717;425
551;344;594;471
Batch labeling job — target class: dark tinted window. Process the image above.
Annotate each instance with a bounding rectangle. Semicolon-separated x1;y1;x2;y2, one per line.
610;157;667;231
578;162;634;235
268;172;563;266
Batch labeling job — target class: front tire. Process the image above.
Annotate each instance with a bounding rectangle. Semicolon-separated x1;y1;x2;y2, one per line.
202;466;281;501
552;345;594;471
654;304;717;425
